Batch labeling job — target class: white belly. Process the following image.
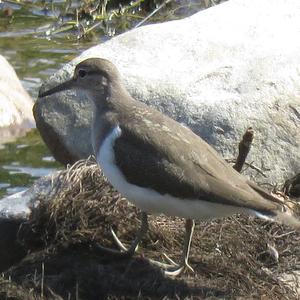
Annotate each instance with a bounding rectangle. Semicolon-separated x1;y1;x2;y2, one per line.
97;126;249;220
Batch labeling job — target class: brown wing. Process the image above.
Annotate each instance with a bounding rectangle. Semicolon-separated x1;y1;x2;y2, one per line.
113;106;280;213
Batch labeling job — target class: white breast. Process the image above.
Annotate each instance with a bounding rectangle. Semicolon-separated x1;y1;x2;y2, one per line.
97;126;250;220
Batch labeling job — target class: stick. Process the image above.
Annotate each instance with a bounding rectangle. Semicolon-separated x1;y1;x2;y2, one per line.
233;127;254;173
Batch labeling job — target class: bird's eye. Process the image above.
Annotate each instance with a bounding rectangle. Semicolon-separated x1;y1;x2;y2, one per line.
78;69;87;78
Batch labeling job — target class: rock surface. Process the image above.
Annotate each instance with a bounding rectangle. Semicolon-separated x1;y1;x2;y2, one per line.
35;0;300;183
0;55;34;143
0;172;59;272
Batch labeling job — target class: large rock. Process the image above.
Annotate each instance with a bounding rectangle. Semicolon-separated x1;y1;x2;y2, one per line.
35;0;300;183
0;55;34;143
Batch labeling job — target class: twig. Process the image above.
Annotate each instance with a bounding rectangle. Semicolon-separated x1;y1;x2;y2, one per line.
77;21;103;40
282;173;300;198
94;0;144;21
41;262;44;298
226;158;268;178
134;0;172;29
233;127;254;173
272;230;296;239
243;161;268;178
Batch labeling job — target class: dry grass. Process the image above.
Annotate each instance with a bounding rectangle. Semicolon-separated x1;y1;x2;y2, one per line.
2;157;300;299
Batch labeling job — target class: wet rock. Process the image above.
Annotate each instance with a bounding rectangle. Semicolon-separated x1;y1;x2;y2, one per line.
0;172;58;271
0;55;34;143
0;219;26;272
35;0;300;183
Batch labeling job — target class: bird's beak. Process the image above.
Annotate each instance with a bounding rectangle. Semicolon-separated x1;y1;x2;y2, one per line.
38;78;76;98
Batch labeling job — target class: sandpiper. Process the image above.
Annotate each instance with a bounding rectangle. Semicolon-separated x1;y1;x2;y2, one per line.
39;58;300;276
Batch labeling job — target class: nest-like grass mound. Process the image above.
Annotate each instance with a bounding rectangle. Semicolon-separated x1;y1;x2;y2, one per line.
2;158;300;299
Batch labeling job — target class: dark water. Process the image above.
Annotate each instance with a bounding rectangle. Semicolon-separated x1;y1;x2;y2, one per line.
0;0;218;198
0;130;61;198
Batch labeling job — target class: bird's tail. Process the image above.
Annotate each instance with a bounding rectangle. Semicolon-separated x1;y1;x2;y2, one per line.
247;180;300;229
253;208;300;229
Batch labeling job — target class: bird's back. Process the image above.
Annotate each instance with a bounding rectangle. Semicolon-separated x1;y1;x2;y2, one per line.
109;97;281;213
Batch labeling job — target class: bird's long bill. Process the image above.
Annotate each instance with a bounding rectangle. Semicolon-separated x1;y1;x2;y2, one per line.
38;79;75;98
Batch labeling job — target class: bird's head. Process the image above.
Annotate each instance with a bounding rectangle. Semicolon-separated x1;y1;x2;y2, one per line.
38;58;121;100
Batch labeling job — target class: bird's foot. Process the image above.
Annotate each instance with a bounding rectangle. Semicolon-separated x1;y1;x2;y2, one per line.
90;241;131;257
147;258;176;270
106;212;148;257
164;259;194;276
88;227;138;258
110;227;138;255
163;253;194;273
148;254;194;277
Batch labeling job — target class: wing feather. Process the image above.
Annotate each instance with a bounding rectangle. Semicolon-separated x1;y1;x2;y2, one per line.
112;112;279;213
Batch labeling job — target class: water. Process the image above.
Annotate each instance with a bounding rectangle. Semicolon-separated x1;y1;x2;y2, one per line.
0;129;61;198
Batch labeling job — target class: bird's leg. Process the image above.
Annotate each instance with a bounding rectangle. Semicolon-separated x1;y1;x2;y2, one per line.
111;213;177;269
108;215;196;276
150;219;195;276
110;211;148;256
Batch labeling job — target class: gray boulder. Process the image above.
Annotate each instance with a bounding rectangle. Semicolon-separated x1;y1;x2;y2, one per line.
35;0;300;183
0;55;34;143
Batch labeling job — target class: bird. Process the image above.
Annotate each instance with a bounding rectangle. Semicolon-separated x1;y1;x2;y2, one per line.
38;57;300;276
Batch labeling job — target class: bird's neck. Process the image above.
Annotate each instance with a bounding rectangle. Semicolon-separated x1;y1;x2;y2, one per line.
88;80;133;112
90;81;134;155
